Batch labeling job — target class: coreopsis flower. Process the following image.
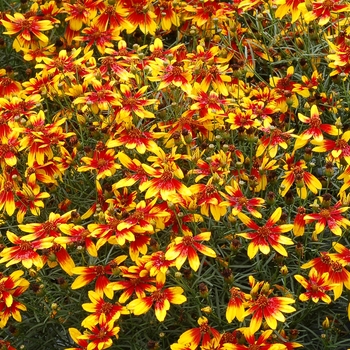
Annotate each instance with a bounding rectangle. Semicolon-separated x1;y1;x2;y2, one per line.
15;174;50;224
189;82;233;117
139;163;192;201
165;230;216;271
312;130;350;164
64;0;105;31
94;1;131;31
127;284;187;322
71;256;127;299
237;207;294;259
250;155;279;192
226;108;261;131
0;340;16;350
293;206;307;237
303;0;350;25
256;126;294;158
220;180;265;218
280;153;322;199
302;252;350;300
124;0;157;35
184;0;224;28
0;72;22;98
0;130;20;167
74;23;121;54
295;268;333;304
22;44;56;62
78;142;121;180
1;12;53;51
66;328;89;350
245;281;296;333
294;105;340;150
88;212;137;249
0;271;29;329
222;329;282;350
274;0;306;23
0;231;53;269
190;181;226;220
144;251;175;285
73;80;121;114
109;260;155;303
18;211;73;240
0;171;18;216
292;70;321;98
148;58;193;94
154;0;180;30
303;198;350;236
226;287;251;323
332;242;350;265
40;242;76;276
270;66;298;112
177;316;221;348
55;224;98;257
81;290;129;328
78;314;120;350
17;110;75;166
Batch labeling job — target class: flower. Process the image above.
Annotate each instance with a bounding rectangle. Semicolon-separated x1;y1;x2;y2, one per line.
71;256;127;299
245;281;296;333
294;105;340;150
165;230;216;271
295;268;333;304
237;207;294;259
78;314;120;350
127;284;186;322
274;0;306;23
226;287;251;323
81;290;129;328
78;142;121;179
303;199;350;236
177;316;221;348
1;13;53;51
0;231;53;269
280;153;322;199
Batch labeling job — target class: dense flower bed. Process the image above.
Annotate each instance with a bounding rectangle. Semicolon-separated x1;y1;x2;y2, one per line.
1;0;350;349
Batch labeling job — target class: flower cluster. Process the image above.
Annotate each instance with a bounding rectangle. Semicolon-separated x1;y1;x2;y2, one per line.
1;0;350;349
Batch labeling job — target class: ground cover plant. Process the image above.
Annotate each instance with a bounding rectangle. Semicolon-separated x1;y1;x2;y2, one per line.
1;0;350;349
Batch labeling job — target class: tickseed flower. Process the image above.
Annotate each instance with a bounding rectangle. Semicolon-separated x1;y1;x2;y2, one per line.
0;270;29;328
67;328;89;350
0;231;53;269
177;316;221;348
294;105;340;150
303;198;350;236
222;329;282;350
226;287;251;323
245;280;296;333
78;142;121;179
71;256;127;299
81;290;129;328
78;314;120;350
127;284;186;322
237;207;294;259
274;0;306;23
302;0;350;25
165;231;216;271
1;13;53;51
312;130;350;164
154;0;180;30
220;180;265;218
295;268;334;304
109;258;155;303
280;153;322;199
124;0;157;35
302;252;350;300
55;224;98;257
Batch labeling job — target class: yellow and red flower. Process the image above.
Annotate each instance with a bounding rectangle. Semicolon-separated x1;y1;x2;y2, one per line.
295;268;333;304
237;207;294;259
1;12;53;51
127;284;186;322
226;287;251;323
165;230;216;271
